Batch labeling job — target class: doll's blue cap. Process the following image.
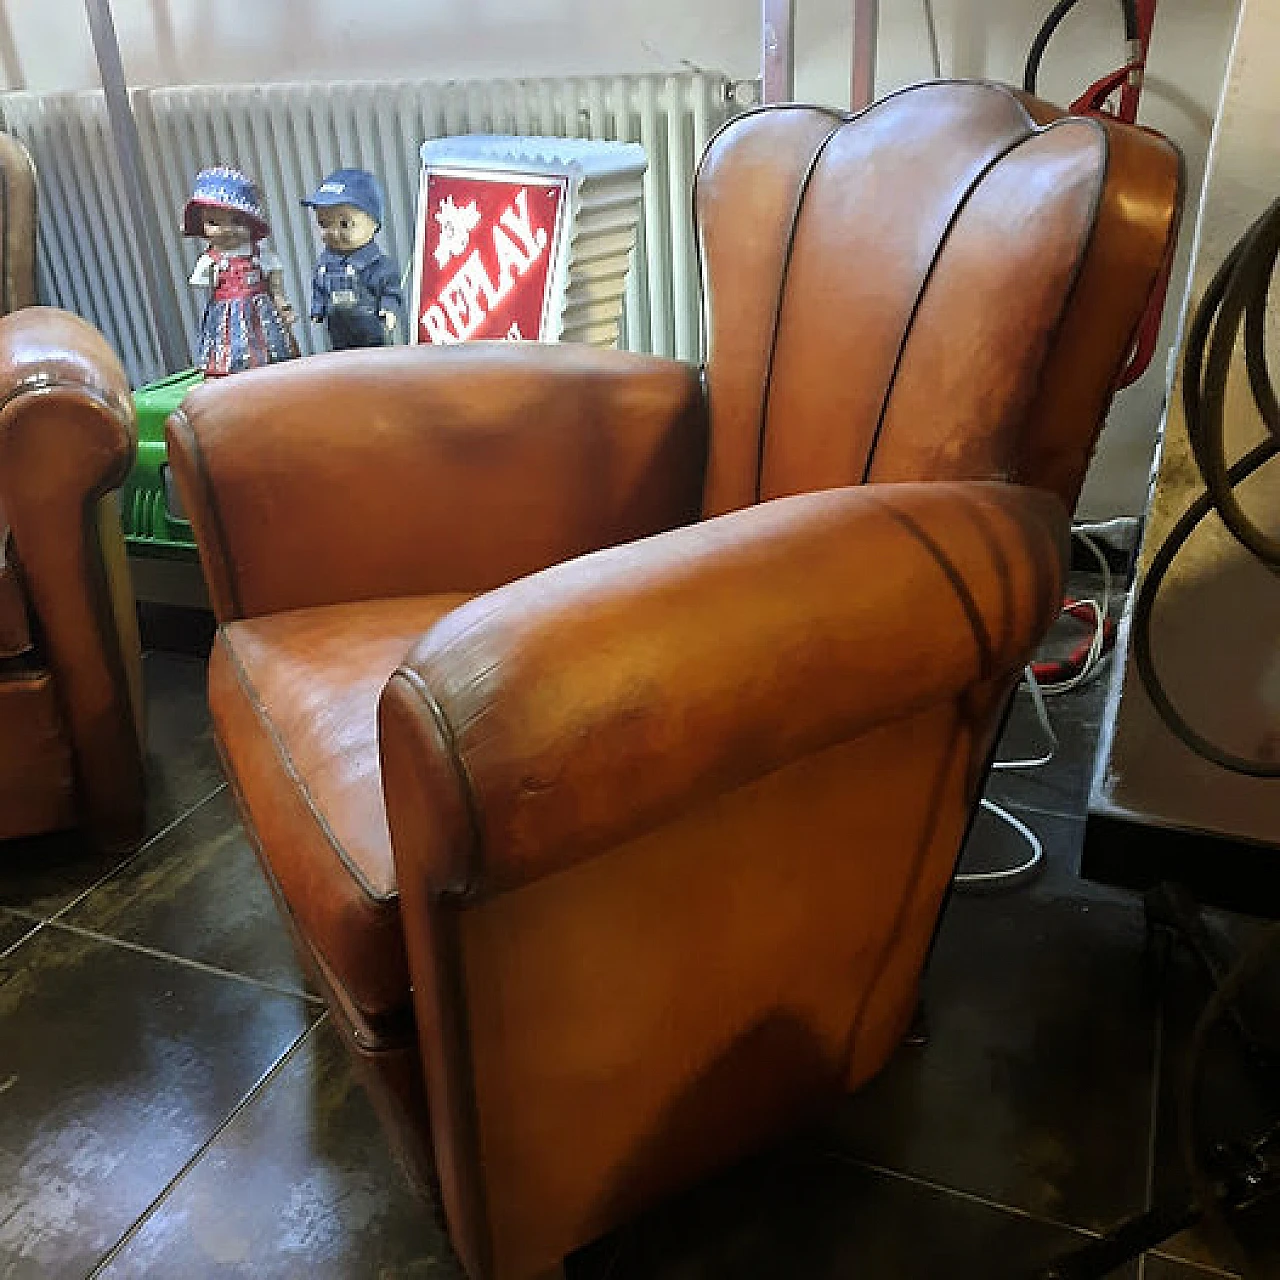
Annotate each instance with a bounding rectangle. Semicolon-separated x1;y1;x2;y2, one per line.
302;168;384;226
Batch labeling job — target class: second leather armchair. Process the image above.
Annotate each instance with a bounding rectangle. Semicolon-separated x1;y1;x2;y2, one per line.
170;81;1182;1280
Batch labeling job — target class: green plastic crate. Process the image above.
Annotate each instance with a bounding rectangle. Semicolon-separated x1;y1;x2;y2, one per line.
122;367;204;557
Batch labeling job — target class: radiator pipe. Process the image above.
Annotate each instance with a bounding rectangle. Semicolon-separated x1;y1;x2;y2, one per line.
84;0;190;373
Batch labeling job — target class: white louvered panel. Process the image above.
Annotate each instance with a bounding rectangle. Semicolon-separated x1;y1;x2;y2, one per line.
0;91;164;383
561;169;649;348
3;73;735;385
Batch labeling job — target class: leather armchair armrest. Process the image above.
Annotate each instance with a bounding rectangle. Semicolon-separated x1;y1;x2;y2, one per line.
379;480;1069;900
0;307;143;847
0;307;137;593
166;343;707;623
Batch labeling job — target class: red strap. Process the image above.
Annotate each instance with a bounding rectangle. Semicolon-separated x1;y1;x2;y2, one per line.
1115;226;1176;389
1070;66;1134;119
1070;0;1158;125
1067;0;1171;387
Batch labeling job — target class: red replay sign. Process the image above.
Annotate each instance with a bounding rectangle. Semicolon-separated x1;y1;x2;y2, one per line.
412;169;568;345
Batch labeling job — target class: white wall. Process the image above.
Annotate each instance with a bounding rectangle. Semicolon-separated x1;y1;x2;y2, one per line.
0;1;763;89
0;0;1242;516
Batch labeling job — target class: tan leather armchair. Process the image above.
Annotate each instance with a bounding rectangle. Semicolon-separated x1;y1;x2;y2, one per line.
168;83;1181;1280
0;308;145;849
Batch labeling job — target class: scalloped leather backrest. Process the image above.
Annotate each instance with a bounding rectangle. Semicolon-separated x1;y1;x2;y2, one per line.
695;80;1181;518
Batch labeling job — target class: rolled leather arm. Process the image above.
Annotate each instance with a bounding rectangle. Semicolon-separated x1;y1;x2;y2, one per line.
0;306;143;846
0;306;134;435
379;479;1069;899
166;343;706;623
0;307;137;597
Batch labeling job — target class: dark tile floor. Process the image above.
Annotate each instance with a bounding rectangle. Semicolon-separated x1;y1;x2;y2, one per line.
0;623;1272;1279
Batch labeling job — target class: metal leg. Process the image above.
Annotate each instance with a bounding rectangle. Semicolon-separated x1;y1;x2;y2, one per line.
762;0;796;103
1145;883;1275;1060
84;0;190;371
851;0;879;110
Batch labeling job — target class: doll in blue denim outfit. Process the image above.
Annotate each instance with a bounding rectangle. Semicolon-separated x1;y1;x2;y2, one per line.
303;169;402;350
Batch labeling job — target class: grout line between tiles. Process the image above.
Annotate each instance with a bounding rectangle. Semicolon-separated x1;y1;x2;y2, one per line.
37;783;230;927
84;1013;328;1278
42;918;327;1006
1146;1251;1240;1279
0;915;42;961
836;1105;1243;1278
827;1151;1106;1243
983;792;1091;826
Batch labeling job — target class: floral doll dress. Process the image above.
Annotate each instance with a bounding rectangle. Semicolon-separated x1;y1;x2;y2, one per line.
190;242;297;376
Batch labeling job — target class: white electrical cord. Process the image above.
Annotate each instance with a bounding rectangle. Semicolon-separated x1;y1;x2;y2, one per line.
1037;529;1113;695
956;799;1046;890
956;525;1116;892
1073;516;1138;541
955;664;1053;890
990;661;1058;772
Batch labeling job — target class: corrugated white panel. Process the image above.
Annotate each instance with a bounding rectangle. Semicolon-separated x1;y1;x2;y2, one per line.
1;72;734;385
559;173;645;346
0;91;165;383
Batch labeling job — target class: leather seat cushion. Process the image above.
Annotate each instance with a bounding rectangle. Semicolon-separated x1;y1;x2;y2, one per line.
209;594;471;1024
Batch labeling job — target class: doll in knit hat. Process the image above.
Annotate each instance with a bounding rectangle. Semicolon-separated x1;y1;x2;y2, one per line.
303;168;402;350
183;166;298;376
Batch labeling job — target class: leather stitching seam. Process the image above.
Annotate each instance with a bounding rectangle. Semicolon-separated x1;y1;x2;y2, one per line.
842;706;968;1072
858;114;1049;483
752;115;844;503
875;495;996;678
392;665;487;901
170;406;244;620
218;630;396;905
1001;118;1113;482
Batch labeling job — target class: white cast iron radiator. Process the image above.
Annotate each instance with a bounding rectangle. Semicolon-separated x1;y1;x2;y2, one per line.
0;72;737;386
